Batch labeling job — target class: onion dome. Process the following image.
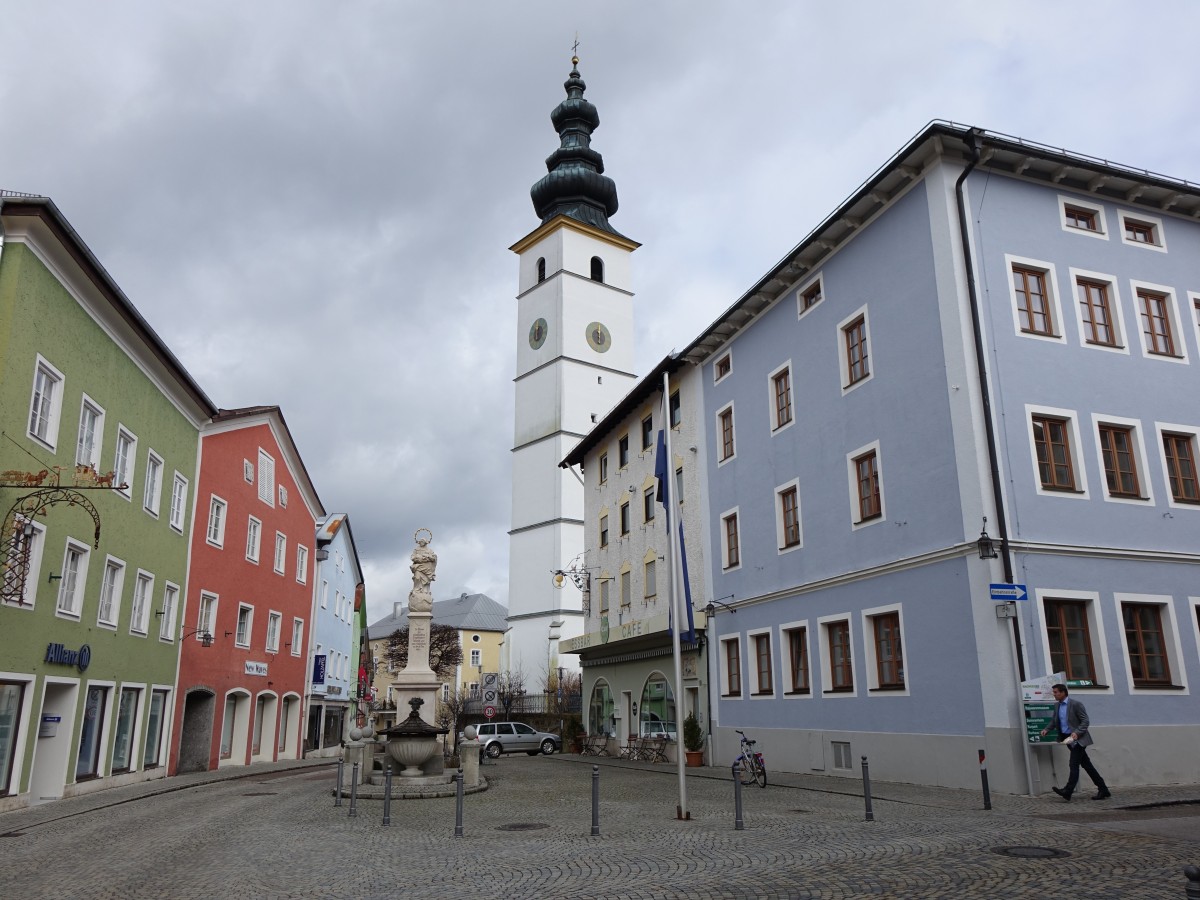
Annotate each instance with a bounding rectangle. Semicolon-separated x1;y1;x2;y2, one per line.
530;57;624;236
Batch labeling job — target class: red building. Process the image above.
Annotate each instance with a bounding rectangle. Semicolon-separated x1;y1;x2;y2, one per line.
170;407;323;773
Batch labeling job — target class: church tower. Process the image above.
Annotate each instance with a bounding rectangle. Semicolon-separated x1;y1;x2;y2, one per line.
505;57;638;678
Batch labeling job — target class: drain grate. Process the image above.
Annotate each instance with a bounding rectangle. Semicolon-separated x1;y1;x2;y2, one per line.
242;792;277;797
993;846;1070;859
497;823;549;832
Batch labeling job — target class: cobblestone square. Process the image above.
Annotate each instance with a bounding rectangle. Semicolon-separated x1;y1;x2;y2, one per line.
0;756;1195;899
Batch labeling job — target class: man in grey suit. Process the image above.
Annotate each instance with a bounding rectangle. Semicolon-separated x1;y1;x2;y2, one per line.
1040;683;1111;801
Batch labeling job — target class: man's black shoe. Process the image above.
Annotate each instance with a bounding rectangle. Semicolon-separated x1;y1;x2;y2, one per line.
1091;790;1111;800
1052;786;1071;801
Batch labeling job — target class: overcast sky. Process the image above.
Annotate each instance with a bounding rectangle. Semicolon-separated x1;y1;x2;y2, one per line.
4;2;1198;625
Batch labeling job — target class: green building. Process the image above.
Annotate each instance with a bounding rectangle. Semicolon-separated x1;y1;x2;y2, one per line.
0;195;216;808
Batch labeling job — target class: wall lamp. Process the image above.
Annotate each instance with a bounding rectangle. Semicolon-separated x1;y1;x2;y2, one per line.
977;516;999;560
704;594;736;616
182;629;215;647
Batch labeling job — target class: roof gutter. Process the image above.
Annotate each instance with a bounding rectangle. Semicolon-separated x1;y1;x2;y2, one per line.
954;129;1024;680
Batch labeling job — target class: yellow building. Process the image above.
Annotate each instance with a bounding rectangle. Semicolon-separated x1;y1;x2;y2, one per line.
366;593;507;729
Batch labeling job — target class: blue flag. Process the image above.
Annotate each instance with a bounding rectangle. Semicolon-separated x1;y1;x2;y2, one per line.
655;427;695;643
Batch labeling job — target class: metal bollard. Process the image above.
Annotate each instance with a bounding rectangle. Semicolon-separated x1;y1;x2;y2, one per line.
732;763;744;831
1183;865;1200;899
382;768;393;826
861;756;874;822
348;762;359;817
978;748;992;811
591;765;600;836
334;758;344;806
454;768;465;837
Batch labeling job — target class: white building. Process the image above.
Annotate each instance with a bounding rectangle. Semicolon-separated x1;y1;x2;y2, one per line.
505;57;638;681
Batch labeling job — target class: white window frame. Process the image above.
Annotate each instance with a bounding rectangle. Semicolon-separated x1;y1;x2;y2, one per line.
846;439;886;528
818;614;858;698
1067;268;1129;354
296;545;308;584
96;555;126;628
715;402;736;466
129;570;153;636
796;273;823;319
713;351;732;385
1117;209;1167;252
197;592;218;639
747;627;776;699
159;582;179;642
837;304;874;394
266;610;282;653
1190;292;1200;345
27;354;64;451
75;394;105;469
257;449;275;507
278;485;288;508
243;459;254;483
1115;593;1188;696
470;648;481;667
291;618;304;656
860;603;910;696
245;516;262;563
719;506;741;572
643;553;657;599
235;603;254;648
142;450;164;517
206;495;227;547
320;580;329;608
767;360;795;435
1025;405;1090;500
169;472;188;533
1005;255;1066;344
718;633;743;697
274;532;286;575
775;477;803;554
780;619;812;699
55;539;90;619
1032;588;1114;694
1130;279;1188;364
1090;413;1153;506
5;517;46;608
1154;420;1200;511
112;425;137;499
1058;194;1109;240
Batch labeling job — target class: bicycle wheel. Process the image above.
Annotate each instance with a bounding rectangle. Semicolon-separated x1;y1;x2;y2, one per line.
752;755;767;788
737;756;756;785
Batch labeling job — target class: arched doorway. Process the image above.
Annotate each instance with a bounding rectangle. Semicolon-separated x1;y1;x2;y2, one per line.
588;679;614;737
177;689;214;774
639;671;676;740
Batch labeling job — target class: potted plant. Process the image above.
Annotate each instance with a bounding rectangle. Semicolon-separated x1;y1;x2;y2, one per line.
682;713;704;767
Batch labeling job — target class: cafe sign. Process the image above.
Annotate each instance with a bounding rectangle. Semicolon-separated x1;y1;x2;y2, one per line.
45;642;91;672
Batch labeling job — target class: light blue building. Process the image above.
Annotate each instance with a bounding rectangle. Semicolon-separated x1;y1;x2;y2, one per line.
305;513;365;755
681;122;1200;793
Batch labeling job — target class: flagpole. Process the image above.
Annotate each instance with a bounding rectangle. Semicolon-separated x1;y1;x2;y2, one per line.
662;371;689;820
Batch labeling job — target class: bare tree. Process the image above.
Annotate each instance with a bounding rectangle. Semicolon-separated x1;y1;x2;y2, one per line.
437;687;472;751
495;670;527;720
385;623;463;679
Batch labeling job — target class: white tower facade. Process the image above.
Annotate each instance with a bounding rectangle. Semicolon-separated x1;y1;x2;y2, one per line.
506;58;638;680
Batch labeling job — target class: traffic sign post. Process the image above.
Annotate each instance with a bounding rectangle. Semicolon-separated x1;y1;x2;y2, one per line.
990;583;1028;602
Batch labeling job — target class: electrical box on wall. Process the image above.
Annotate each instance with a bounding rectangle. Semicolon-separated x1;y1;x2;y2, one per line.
995;602;1017;619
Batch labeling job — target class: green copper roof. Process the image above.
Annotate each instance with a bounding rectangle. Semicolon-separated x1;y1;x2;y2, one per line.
530;57;626;237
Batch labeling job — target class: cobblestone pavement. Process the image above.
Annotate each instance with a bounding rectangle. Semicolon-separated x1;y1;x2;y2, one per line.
0;754;1196;899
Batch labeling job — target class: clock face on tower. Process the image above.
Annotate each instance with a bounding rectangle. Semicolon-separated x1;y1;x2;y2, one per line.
586;321;612;353
528;318;548;350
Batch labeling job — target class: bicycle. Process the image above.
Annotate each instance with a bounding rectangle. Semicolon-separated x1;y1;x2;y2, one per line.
733;729;767;788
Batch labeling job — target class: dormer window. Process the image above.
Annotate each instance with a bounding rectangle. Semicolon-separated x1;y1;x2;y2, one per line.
536;257;546;283
590;256;604;283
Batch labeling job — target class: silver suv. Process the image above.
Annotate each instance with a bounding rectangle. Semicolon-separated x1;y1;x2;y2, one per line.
462;722;560;758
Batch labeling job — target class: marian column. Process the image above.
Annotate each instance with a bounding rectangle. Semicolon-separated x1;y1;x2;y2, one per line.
390;529;440;714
